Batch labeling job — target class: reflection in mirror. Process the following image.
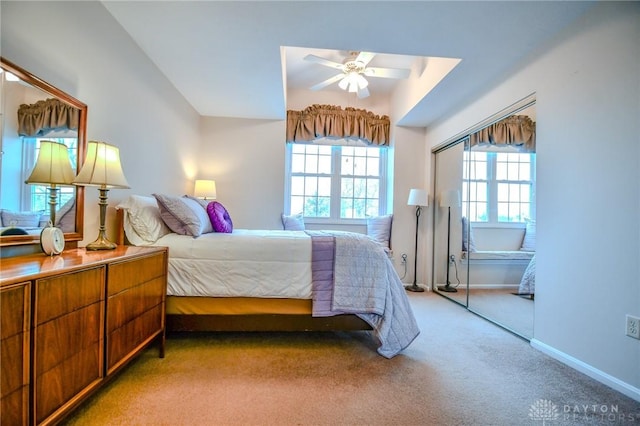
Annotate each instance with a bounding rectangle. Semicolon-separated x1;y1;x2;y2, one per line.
433;140;467;305
465;105;536;339
0;57;86;249
432;100;536;340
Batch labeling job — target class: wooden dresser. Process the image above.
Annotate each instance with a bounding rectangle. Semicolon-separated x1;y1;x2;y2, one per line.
0;246;168;426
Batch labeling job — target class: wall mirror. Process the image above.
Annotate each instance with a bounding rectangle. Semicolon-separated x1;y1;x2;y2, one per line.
0;57;86;250
432;97;536;340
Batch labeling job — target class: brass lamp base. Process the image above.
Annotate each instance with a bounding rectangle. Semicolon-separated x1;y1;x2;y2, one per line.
85;187;117;250
85;230;117;250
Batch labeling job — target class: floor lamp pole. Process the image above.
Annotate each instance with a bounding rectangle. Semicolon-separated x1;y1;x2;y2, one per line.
405;206;425;292
438;206;457;292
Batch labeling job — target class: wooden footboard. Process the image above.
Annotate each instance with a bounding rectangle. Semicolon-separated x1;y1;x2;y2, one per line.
167;314;372;332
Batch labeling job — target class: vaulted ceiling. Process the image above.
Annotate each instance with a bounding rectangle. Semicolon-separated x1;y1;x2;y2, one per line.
103;1;592;127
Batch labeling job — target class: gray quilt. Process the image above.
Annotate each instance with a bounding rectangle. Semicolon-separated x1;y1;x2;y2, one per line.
518;254;536;295
307;231;420;358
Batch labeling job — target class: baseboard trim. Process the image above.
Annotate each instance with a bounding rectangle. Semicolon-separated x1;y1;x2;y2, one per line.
530;338;640;402
467;284;519;289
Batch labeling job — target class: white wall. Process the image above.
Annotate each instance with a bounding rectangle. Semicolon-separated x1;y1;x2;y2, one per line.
2;2;201;245
287;89;390;117
425;2;640;399
198;116;286;230
392;126;427;285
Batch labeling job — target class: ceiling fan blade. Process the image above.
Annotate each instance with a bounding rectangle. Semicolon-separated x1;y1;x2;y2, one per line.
355;52;376;67
357;86;370;99
363;67;411;79
304;54;344;70
309;74;345;91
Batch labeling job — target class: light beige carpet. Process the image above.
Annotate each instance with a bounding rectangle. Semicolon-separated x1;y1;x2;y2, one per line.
63;292;639;426
441;287;534;338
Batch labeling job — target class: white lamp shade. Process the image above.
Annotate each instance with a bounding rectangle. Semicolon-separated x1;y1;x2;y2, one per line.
194;179;217;199
73;141;130;189
25;140;75;186
407;189;428;207
440;189;461;208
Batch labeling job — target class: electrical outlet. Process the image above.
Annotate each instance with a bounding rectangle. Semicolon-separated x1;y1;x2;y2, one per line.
449;255;455;264
626;315;640;339
401;253;408;265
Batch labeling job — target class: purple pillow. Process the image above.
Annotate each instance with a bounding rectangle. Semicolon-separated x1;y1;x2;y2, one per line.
207;201;233;233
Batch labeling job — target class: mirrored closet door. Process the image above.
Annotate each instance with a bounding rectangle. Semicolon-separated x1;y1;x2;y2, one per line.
433;139;468;306
432;99;536;340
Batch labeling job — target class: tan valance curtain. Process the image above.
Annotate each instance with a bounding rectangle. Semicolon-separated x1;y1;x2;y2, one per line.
17;98;79;137
469;115;536;152
286;104;390;146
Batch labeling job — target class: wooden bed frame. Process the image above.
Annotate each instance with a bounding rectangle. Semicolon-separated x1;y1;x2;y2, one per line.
115;209;372;332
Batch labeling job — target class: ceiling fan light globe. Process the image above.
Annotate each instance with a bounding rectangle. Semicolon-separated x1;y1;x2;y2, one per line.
356;75;369;89
338;78;349;90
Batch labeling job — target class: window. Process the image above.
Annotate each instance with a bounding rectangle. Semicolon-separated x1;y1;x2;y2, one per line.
25;138;77;212
462;150;535;224
285;142;388;221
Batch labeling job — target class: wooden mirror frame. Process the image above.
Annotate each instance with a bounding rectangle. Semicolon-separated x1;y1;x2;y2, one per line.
0;57;86;248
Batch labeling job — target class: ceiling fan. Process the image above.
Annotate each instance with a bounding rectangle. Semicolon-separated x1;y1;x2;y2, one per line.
304;51;411;99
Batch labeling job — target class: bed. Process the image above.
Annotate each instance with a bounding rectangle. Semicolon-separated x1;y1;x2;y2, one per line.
115;195;420;358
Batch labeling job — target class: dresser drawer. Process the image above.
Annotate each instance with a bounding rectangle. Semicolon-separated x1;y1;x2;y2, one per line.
107;276;165;332
35;266;104;325
107;303;163;372
1;332;26;399
1;283;29;340
1;386;28;426
35;343;101;424
35;302;103;377
107;252;166;296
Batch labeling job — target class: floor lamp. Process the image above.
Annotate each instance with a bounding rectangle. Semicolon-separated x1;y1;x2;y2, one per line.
437;189;461;292
405;188;428;292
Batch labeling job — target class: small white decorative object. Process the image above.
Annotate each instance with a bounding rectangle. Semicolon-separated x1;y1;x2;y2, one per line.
40;225;65;255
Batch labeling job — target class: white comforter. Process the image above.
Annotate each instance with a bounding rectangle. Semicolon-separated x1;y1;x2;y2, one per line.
155;230;313;298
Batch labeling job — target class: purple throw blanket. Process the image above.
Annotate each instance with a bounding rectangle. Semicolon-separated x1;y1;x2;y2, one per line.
307;231;339;317
306;231;420;358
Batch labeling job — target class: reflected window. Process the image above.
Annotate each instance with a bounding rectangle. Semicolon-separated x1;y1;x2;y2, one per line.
463;150;535;223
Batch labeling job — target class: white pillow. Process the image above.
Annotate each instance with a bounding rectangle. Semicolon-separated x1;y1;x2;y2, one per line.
367;214;393;249
117;195;171;244
520;219;536;251
282;212;305;230
153;193;213;237
1;210;43;228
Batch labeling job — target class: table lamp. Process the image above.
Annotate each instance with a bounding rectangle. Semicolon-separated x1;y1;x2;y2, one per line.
25;140;75;225
73;141;129;250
